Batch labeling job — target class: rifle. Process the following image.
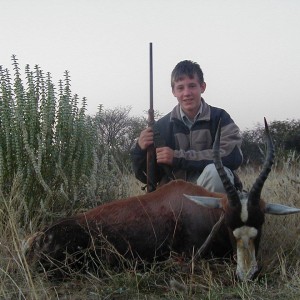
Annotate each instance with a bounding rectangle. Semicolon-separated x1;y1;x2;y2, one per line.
146;42;156;192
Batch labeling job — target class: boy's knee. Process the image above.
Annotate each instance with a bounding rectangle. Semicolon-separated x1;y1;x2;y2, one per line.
197;163;234;193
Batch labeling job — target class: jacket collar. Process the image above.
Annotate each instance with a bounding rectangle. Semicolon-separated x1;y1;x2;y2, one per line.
170;98;211;123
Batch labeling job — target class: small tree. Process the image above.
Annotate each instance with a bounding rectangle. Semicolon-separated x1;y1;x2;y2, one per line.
94;106;147;172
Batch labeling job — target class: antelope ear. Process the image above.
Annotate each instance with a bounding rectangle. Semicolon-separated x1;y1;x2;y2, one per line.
184;194;223;209
265;203;300;215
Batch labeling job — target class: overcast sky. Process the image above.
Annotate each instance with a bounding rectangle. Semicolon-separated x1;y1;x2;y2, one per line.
1;0;300;130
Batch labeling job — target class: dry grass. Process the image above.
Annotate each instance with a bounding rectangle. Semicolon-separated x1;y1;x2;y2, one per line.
1;166;300;299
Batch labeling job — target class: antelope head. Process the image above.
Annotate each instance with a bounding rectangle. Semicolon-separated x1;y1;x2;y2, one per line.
185;118;300;281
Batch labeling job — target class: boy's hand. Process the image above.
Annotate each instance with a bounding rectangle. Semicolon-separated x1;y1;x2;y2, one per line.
156;147;174;165
138;127;154;150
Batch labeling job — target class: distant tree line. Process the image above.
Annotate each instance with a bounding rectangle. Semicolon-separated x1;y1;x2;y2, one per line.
241;119;300;167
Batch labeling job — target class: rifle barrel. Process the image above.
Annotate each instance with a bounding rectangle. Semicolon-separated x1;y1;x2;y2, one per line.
149;42;153;113
147;42;156;192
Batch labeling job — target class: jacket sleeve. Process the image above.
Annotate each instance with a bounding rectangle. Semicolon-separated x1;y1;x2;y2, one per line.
172;119;243;172
130;141;167;185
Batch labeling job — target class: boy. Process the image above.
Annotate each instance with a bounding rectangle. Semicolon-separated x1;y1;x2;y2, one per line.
131;60;243;192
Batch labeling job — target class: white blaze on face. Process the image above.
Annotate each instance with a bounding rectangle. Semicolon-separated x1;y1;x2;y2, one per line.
233;226;258;280
240;195;249;223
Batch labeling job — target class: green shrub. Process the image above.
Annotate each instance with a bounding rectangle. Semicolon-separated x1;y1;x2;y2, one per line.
0;56;97;221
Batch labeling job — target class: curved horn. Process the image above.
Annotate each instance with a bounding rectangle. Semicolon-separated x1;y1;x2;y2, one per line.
248;118;275;206
213;119;240;207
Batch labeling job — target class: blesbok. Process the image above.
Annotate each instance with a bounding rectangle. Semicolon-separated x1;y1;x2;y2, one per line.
25;118;300;280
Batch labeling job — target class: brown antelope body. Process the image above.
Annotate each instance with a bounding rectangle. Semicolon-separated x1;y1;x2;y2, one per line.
25;119;300;280
25;181;231;274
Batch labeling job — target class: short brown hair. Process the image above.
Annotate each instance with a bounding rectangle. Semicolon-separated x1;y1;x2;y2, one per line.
171;60;204;89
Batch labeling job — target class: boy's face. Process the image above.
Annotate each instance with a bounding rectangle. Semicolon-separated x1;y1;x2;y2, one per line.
172;74;206;118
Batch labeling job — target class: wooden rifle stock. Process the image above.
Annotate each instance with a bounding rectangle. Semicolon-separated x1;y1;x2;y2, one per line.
147;42;156;192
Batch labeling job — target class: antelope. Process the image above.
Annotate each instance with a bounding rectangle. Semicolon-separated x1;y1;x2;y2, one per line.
25;118;300;280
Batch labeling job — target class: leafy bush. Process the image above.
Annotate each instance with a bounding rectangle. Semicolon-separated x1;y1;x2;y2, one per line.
0;56;98;220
